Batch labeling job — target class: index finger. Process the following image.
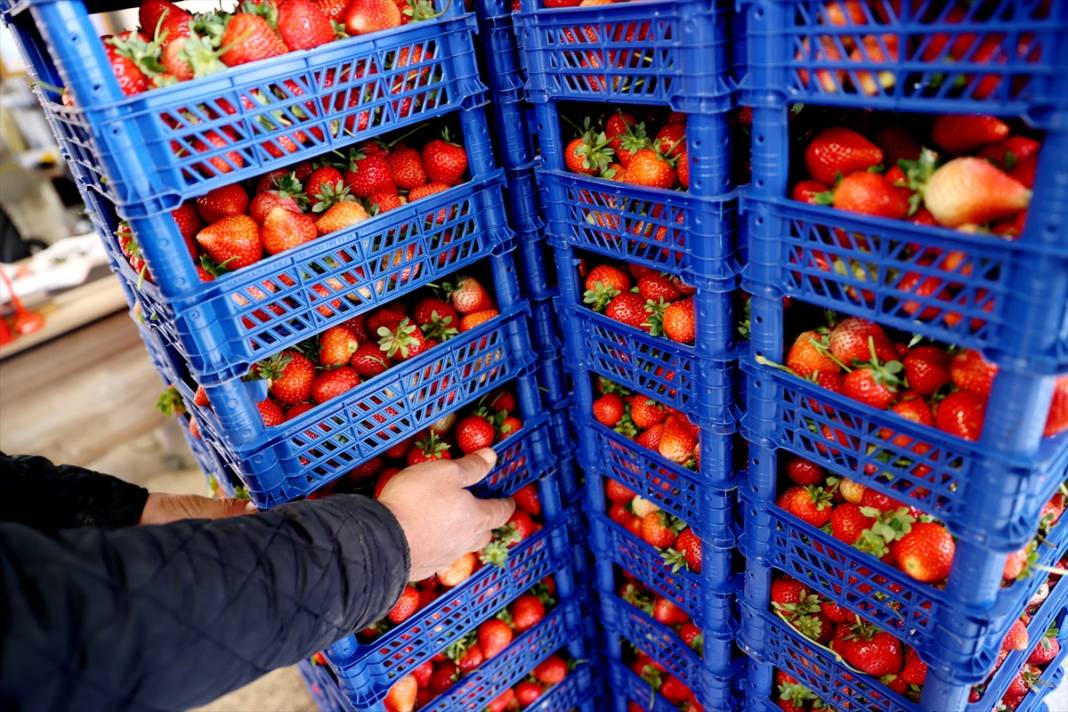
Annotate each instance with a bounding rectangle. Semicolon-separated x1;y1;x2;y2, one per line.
475;496;515;531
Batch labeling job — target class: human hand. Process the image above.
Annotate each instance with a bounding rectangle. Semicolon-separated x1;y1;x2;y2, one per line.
377;448;515;582
139;493;253;525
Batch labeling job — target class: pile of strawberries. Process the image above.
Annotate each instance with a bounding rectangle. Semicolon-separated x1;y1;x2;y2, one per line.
350;579;569;712
580;259;696;344
795;2;1049;100
201;275;496;428
771;565;1064;711
627;647;704;712
776;453;1066;586
618;577;702;655
604;475;701;574
564;111;689;190
794;114;1036;233
591;378;700;469
775;312;1068;444
115;132;469;285
85;0;439;100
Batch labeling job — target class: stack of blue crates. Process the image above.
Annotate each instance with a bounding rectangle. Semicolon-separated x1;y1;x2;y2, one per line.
739;2;1068;712
0;0;596;707
511;0;747;709
4;0;1068;708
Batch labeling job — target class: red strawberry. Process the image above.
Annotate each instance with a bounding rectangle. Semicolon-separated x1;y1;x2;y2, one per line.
677;150;689;189
830;502;875;545
277;0;334;51
903;345;951;396
829;318;897;365
102;33;151;96
368;191;403;213
628;396;666;429
583;264;631;311
659;676;690;705
171;203;202;255
259;350;316;405
842;626;903;676
875;125;922;166
923;157;1031;228
220;13;288;67
305;166;345;202
640;511;678;549
900;648;928;686
655;123;686;159
262;205;317;255
658;417;697;464
318;325;358;367
605;479;636;503
510;594;545;633
637;273;682;303
196;215;262;269
786;330;839;378
892;521;955;583
673;527;701;573
459;309;498;332
770;578;810;610
785;457;824;486
311;366;360;403
386;146;428;190
139;0;185;36
842;365;900;410
387;584;420;624
384;675;416;712
345;148;396;198
351;341;390;377
1044;375;1068;437
652;597;688;626
423;132;468;186
662;299;695;344
455;415;495;455
593;393;625;427
257;398;285;426
378;318;434;360
195;184;249;224
791;179;832;205
478;619;513;660
804;127;883;186
533;655;568;685
514;682;542;707
1028;629;1060;665
449;276;492;314
931;114;1009;155
250;174;306;224
513;484;540;516
343;0;401;35
950;349;997;397
833;171;909;220
778;485;834;527
605;292;648;330
315;0;349;20
1002;619;1029;652
406;432;451;465
635;423;664;451
623;148;676;189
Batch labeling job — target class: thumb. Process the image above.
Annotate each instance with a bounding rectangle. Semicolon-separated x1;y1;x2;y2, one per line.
450;448;498;488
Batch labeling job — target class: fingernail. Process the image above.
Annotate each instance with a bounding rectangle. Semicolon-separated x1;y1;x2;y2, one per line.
245;501;258;513
474;447;497;467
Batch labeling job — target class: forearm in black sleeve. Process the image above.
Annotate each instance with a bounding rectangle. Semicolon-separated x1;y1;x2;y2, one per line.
0;494;409;712
0;452;149;530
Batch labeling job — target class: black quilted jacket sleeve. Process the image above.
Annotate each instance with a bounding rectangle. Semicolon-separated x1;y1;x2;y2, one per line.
0;493;410;712
0;452;151;530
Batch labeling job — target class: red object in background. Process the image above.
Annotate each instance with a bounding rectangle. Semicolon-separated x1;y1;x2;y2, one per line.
0;268;45;340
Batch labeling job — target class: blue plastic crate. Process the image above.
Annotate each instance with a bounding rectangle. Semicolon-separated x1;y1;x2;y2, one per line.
739;491;1068;685
526;661;594;712
136;300;539;506
586;418;739;539
298;660;350;712
603;595;707;701
610;660;690;712
741;0;1068;119
541;170;739;284
326;517;576;707
561;305;737;424
419;596;586;711
740;565;1068;712
1;0;484;212
515;0;735;112
740;357;1068;550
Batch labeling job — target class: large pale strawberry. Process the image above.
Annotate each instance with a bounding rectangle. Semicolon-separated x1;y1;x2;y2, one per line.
448;277;492;314
262;206;317;255
277;0;334;50
923;157;1031;228
220;13;288;67
196;215;262;269
316;200;369;235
